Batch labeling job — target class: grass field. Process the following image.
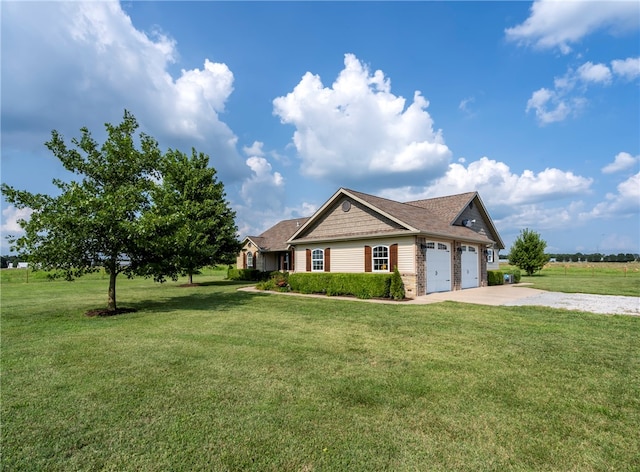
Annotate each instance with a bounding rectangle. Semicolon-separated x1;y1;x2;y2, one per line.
501;262;640;297
1;269;639;471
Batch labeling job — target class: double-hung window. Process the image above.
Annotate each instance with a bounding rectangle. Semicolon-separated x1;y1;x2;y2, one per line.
372;245;389;271
312;249;324;271
246;251;253;268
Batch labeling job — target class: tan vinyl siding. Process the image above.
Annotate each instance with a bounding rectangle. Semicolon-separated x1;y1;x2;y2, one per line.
300;198;405;240
294;237;415;273
237;241;254;268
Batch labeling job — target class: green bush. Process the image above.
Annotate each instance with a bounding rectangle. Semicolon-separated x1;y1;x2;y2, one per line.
257;271;290;291
227;268;262;281
288;273;392;299
487;270;504;286
390;267;405;300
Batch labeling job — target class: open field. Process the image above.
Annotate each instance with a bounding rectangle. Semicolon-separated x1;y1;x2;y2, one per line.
501;262;640;297
2;271;639;471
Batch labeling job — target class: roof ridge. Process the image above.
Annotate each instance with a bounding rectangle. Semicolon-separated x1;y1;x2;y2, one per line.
345;188;422;209
405;191;476;205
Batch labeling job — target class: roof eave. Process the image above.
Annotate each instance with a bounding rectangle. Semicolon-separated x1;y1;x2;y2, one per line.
289;230;420;245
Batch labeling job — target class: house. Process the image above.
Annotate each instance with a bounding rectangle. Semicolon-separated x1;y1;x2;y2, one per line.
237;188;504;297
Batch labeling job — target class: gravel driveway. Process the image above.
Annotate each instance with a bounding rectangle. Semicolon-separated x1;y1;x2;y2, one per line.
503;292;640;316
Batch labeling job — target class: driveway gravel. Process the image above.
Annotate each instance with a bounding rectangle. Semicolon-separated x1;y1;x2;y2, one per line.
503;291;640;316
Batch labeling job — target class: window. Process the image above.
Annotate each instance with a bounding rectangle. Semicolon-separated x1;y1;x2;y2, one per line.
246;251;253;268
487;249;494;263
372;245;389;271
312;249;324;271
438;243;448;250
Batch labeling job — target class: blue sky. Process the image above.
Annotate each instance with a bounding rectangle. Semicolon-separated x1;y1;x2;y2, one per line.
2;1;639;256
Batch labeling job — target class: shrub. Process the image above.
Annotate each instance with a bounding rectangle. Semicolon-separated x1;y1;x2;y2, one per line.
227;268;262;281
390;267;405;300
487;270;504;286
288;273;392;299
256;271;290;292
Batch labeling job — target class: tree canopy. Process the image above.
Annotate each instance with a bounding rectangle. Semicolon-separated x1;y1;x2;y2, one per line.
1;111;239;312
508;228;549;276
143;148;240;284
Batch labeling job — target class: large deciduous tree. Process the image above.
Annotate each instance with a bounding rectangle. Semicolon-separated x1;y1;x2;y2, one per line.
508;228;549;276
144;148;240;284
1;111;162;312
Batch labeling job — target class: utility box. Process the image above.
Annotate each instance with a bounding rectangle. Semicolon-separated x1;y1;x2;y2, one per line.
504;273;513;284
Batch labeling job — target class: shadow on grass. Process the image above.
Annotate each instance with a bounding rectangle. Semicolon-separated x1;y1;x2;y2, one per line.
125;285;267;315
182;280;256;287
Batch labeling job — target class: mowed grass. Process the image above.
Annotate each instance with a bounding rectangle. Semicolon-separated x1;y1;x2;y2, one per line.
2;270;639;471
502;262;640;297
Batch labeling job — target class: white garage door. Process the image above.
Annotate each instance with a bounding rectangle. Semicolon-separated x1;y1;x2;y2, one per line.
461;245;479;289
426;242;451;293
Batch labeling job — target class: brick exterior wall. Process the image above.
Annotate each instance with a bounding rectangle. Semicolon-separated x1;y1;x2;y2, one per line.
453;241;462;291
480;248;488;287
414;237;426;295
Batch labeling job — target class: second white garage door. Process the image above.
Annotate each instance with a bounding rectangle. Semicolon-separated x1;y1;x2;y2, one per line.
461;245;479;289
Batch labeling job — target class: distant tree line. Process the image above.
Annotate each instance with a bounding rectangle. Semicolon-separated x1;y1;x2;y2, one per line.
548;253;639;263
499;252;639;263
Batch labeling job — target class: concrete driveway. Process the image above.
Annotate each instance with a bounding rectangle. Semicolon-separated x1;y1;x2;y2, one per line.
411;284;545;306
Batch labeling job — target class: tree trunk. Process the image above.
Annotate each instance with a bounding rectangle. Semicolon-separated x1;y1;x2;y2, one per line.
108;266;117;311
188;271;193;285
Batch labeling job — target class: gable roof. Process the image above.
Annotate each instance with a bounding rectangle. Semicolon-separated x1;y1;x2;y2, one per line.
288;188;504;249
244;217;309;252
406;191;505;249
405;192;477;222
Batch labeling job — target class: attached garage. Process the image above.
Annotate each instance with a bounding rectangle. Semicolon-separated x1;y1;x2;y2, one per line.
460;245;479;289
425;242;451;293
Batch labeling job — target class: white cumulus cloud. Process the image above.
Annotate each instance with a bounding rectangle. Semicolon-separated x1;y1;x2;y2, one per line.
611;57;640;80
583;172;640;219
240;156;284;209
577;62;612;85
505;0;639;54
381;156;592;206
525;88;575;125
273;53;452;188
1;206;33;236
1;0;246;180
525;57;638;125
602;152;640;174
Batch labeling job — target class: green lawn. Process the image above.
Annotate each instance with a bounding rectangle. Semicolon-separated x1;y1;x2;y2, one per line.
2;270;639;471
502;262;640;297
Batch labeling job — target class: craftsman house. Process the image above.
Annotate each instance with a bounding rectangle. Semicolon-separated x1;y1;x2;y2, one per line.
237;188;504;297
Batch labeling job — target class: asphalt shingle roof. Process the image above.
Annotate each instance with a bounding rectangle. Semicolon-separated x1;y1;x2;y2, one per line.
249;188;502;251
343;189;493;244
247;217;309;252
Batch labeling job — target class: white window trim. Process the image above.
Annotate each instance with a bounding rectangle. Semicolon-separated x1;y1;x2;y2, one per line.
246;251;253;268
311;249;324;272
372;245;389;272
